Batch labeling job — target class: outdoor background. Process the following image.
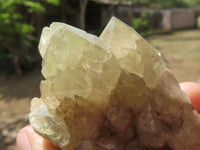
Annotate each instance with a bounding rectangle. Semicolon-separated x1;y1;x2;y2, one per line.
0;0;200;149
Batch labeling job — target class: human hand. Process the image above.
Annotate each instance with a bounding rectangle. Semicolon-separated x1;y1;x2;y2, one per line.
180;82;200;113
16;82;200;150
16;125;61;150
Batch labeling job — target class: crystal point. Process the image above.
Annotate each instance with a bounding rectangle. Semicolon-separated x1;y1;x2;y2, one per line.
100;17;166;89
30;17;200;150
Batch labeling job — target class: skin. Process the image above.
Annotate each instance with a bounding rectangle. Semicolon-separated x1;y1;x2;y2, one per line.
180;82;200;113
16;82;200;150
16;125;61;150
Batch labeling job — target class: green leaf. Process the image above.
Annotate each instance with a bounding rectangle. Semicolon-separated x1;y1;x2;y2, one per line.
24;1;45;13
21;24;35;34
44;0;60;6
15;22;34;35
13;13;22;19
0;0;15;9
0;13;11;24
0;13;10;19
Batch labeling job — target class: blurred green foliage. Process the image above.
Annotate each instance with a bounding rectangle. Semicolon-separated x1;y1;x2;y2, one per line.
186;0;200;7
153;0;188;8
132;11;163;36
117;0;200;8
0;0;59;75
116;0;188;8
0;0;199;75
197;17;200;29
132;18;148;34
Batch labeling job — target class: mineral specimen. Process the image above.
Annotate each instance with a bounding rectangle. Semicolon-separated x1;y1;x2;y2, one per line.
29;17;200;150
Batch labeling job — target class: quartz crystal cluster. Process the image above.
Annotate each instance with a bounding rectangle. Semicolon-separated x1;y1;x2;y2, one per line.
29;17;200;150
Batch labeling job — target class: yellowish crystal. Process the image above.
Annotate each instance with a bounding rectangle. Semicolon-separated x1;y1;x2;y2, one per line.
100;17;166;89
30;17;200;150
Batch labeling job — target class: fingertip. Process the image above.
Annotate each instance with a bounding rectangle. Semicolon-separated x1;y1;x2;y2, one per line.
180;82;200;113
17;128;32;150
17;125;32;134
17;125;61;150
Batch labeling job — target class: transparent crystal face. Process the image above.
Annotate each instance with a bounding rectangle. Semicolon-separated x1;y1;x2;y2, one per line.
30;17;200;150
100;17;166;89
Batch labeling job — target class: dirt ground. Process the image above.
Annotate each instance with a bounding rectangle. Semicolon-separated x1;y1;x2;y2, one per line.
0;29;200;150
0;69;42;150
148;29;200;83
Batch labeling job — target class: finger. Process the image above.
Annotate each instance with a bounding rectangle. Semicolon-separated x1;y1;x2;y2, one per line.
16;125;61;150
180;82;200;113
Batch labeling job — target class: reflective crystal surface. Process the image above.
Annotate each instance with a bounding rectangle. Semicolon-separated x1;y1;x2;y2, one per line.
30;17;200;150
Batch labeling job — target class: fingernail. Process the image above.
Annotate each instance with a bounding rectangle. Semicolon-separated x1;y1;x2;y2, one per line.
17;132;32;150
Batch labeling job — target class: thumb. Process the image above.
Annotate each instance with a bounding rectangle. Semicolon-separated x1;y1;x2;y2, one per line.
16;125;61;150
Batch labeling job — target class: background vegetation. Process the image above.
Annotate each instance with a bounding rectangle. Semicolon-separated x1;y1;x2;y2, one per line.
132;10;163;36
0;0;60;75
0;0;199;76
0;1;200;150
